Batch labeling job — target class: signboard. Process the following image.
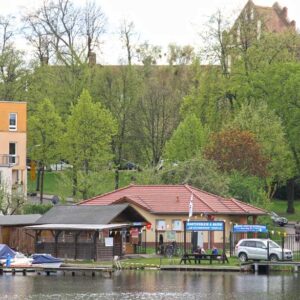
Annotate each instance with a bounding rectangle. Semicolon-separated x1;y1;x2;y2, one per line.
105;237;114;247
186;221;224;231
132;222;143;226
233;224;268;233
130;228;139;238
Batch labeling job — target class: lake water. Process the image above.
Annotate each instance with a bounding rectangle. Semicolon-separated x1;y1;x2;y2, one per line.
0;271;299;300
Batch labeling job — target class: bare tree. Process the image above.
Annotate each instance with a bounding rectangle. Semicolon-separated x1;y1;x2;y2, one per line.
83;1;106;56
199;10;231;76
23;0;106;66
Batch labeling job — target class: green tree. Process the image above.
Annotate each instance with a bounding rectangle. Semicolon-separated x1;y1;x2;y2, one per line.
228;103;294;196
64;89;117;199
255;63;300;213
228;171;270;210
160;157;229;196
28;98;63;203
164;114;208;162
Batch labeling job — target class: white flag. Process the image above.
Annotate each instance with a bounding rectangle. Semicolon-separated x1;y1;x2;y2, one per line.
188;193;193;219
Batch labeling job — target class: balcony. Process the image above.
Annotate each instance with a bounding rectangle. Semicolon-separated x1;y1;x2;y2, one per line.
0;154;19;167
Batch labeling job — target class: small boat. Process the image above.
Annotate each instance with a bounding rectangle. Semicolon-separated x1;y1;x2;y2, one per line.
0;244;32;267
31;254;63;268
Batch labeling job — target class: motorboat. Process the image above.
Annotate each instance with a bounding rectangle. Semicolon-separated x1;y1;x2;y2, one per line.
31;254;63;268
0;244;32;267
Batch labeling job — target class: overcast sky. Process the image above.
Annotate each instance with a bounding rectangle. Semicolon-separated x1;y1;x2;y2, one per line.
2;0;300;64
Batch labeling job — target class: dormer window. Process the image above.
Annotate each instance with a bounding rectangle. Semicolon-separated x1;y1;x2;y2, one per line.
251;8;254;20
9;113;17;131
257;20;262;39
237;26;241;43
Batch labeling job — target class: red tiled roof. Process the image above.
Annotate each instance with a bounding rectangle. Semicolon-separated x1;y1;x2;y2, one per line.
80;184;266;216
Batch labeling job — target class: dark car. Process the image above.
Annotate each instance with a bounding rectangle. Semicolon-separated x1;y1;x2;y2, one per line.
118;161;142;171
269;211;288;227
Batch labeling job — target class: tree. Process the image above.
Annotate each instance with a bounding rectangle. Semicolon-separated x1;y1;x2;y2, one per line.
28;98;63;203
254;62;300;213
0;15;27;101
228;171;270;209
160;157;229;197
24;0;106;65
164;114;208;162
228;102;294;197
64;89;117;199
0;184;25;215
205;129;269;178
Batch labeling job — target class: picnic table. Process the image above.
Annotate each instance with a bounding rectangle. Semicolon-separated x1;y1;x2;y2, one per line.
180;253;229;264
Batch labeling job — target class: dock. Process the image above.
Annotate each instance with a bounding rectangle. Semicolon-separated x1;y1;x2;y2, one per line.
160;265;240;272
242;261;300;273
0;265;114;277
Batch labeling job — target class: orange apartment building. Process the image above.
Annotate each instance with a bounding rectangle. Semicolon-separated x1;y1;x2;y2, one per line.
0;101;27;197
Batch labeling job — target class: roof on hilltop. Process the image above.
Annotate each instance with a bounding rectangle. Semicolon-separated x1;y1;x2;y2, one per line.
79;184;266;216
235;0;296;33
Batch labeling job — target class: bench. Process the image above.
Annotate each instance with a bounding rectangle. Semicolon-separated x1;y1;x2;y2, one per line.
180;253;229;264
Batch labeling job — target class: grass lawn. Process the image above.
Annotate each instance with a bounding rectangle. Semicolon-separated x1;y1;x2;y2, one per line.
270;199;300;222
65;256;240;267
27;170;144;200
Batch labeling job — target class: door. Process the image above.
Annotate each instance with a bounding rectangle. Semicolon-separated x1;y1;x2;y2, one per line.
255;241;267;260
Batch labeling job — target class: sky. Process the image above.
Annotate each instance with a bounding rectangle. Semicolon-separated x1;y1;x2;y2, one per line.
1;0;300;64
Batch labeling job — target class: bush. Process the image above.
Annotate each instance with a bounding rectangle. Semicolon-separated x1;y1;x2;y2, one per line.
228;171;270;210
23;203;53;214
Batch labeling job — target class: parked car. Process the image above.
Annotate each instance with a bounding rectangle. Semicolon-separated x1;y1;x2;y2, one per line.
235;238;293;262
118;160;142;171
269;211;288;227
49;161;73;171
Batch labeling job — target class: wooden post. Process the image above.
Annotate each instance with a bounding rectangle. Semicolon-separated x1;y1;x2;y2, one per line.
93;231;98;261
35;230;41;253
74;231;81;260
183;221;187;254
53;230;62;257
253;216;258;238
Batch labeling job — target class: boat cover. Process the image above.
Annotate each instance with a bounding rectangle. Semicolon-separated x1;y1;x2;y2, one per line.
31;254;63;264
0;244;16;260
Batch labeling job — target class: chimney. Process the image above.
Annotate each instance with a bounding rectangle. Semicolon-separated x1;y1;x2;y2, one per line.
88;51;96;66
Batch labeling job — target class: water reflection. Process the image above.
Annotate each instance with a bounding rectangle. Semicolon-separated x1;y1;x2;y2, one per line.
0;271;299;300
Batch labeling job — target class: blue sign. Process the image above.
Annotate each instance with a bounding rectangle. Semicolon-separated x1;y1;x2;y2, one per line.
233;224;268;233
186;221;224;231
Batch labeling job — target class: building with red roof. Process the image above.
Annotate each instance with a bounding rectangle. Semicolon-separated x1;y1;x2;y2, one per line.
80;184;266;248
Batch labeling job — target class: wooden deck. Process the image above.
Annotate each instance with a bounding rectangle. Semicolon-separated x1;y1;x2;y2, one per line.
0;265;114;277
161;265;240;271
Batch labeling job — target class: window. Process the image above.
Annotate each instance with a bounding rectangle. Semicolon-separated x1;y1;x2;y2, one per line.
250;8;254;20
156;219;166;231
256;241;265;248
257;20;261;40
237;26;241;43
9;142;16;164
9;113;17;131
245;241;256;247
172;220;182;231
